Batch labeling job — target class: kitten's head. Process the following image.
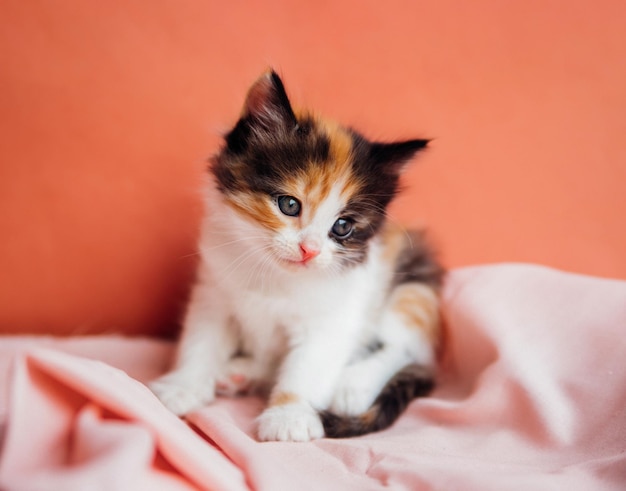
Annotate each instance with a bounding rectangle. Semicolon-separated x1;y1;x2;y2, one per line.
210;70;428;272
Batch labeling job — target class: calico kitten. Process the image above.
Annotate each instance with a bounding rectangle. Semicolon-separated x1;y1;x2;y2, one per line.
149;70;444;441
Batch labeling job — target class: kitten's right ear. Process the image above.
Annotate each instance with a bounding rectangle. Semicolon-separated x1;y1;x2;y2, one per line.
241;70;298;132
369;139;430;172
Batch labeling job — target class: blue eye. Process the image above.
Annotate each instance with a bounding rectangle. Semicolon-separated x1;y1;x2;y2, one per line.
277;195;301;217
331;218;354;239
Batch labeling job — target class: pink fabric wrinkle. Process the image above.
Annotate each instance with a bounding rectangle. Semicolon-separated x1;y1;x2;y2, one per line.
24;348;245;485
187;401;300;491
0;349;249;491
578;452;626;486
1;355;86;474
427;358;574;447
70;403;153;467
67;403;156;489
186;399;263;471
314;439;385;485
440;276;501;401
357;445;404;488
440;265;625;444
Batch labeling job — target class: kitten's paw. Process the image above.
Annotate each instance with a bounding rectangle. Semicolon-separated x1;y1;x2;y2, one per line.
330;374;379;416
149;375;215;416
215;356;255;396
257;402;324;442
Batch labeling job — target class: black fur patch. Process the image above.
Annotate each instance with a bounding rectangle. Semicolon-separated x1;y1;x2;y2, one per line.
393;230;445;291
327;132;430;266
320;364;434;438
213;116;331;197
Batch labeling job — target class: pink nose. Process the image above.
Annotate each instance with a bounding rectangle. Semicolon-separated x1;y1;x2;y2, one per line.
299;243;320;263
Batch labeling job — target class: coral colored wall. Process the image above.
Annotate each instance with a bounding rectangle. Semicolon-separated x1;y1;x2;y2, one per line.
1;1;625;336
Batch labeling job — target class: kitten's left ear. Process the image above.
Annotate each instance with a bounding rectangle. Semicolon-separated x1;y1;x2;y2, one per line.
241;70;298;131
369;139;430;172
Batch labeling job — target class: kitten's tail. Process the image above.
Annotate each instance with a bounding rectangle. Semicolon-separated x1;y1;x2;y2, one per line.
320;364;434;438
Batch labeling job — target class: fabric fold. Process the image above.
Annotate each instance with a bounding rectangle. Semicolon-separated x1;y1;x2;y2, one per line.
0;349;247;491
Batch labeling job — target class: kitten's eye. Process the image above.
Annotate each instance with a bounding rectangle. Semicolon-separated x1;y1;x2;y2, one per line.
331;218;354;239
277;195;301;217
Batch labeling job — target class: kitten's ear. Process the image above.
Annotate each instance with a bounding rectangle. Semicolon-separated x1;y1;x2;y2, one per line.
369;139;430;172
241;70;298;131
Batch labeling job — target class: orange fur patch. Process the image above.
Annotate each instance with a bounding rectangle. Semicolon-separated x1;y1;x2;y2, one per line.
391;283;440;346
359;408;377;426
225;192;283;231
269;391;300;407
381;223;409;264
321;119;352;166
320;118;363;202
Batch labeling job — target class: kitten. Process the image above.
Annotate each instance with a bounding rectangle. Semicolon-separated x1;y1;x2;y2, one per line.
149;70;444;442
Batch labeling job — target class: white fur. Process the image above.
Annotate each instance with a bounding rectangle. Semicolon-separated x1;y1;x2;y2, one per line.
149;180;436;441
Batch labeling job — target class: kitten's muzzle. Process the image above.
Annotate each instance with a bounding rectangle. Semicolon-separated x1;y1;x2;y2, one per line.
299;242;320;263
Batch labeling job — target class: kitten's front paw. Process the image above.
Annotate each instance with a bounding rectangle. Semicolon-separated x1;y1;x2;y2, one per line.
149;374;215;416
257;402;324;442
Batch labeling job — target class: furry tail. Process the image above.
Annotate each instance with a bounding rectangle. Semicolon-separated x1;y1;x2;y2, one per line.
320;364;434;438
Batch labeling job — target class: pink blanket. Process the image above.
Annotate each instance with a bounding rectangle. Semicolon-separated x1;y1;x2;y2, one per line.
1;264;625;490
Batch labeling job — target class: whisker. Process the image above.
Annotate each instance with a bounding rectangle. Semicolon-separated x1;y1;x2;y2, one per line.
217;244;273;284
201;235;269;252
178;251;201;260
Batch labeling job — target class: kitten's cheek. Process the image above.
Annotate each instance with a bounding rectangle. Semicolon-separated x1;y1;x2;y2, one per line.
313;251;332;268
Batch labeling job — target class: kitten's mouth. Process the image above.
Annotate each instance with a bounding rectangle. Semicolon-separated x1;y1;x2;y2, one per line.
281;257;316;269
283;258;311;267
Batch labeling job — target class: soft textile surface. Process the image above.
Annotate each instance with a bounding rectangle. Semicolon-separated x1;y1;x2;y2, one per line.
1;264;625;490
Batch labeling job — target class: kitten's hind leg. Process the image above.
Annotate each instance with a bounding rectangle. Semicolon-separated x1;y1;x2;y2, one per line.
330;283;439;417
331;347;402;416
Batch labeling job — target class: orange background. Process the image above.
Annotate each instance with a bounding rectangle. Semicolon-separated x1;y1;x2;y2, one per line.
1;1;625;337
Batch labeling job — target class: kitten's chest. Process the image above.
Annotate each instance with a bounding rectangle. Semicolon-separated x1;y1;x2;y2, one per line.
236;278;339;327
232;285;320;362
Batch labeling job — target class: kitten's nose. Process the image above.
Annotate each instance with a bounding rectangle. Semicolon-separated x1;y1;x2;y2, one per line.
299;242;320;263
